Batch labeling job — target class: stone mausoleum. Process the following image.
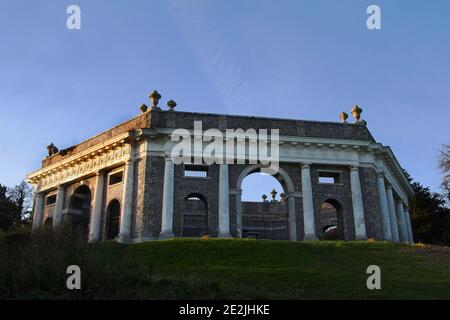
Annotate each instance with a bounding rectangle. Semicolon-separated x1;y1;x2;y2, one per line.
27;91;414;243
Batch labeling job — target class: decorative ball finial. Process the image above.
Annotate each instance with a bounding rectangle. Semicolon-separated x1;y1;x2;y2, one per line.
262;194;268;202
280;192;286;202
140;103;149;113
339;112;348;123
149;90;162;110
167;99;177;111
351;105;363;123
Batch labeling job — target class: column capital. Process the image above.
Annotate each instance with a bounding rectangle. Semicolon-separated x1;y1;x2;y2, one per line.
125;158;135;167
376;169;385;178
385;183;393;191
285;191;302;199
230;189;242;195
350;165;359;172
301;163;311;169
56;184;65;191
35;191;45;197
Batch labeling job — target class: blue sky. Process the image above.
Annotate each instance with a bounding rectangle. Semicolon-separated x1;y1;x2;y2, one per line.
0;0;449;200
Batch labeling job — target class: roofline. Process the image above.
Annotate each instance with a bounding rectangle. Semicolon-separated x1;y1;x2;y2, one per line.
381;146;414;197
43;109;377;159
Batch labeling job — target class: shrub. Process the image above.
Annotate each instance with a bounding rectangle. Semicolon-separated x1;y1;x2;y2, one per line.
0;224;153;299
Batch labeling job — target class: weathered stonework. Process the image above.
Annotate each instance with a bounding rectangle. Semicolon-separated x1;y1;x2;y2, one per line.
27;107;414;243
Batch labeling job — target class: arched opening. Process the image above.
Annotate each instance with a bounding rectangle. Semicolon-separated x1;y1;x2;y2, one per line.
106;200;121;240
241;172;284;202
183;194;208;237
237;166;295;240
319;199;344;240
67;185;91;238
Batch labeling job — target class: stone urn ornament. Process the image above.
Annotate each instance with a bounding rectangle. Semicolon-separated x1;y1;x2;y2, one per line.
167;99;177;111
351;105;363;124
339;112;348;123
262;194;268;203
149;90;162;110
46;143;59;157
270;189;278;202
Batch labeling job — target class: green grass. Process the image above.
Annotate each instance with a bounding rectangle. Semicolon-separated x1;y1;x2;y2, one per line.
1;229;450;299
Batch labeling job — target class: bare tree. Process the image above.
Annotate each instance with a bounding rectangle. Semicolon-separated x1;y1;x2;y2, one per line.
439;144;450;202
8;181;33;225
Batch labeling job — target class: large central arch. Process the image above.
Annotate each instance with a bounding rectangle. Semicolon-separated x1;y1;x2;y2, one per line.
236;164;297;241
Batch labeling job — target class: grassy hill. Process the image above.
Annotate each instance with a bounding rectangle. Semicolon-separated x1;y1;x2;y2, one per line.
1;230;450;299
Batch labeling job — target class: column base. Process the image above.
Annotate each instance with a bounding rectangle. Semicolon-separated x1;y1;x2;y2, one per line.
303;233;318;241
217;232;231;238
159;232;174;240
88;233;100;243
117;233;131;243
355;235;368;241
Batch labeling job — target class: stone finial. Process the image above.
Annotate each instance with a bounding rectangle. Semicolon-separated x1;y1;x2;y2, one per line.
149;90;162;110
270;189;277;202
339;112;348;123
140;103;149;113
167;99;177;111
46;143;59;157
262;194;268;202
280;192;286;202
351;105;363;123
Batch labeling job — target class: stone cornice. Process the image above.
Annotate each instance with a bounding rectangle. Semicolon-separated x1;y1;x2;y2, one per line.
27;131;134;187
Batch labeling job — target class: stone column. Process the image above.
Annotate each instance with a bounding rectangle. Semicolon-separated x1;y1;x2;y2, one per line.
376;171;392;240
404;207;414;243
218;164;231;237
118;158;135;243
32;192;44;231
396;200;408;242
385;185;400;242
286;193;297;241
88;171;105;242
350;166;367;240
52;185;65;229
235;189;243;238
159;158;175;239
301;163;317;240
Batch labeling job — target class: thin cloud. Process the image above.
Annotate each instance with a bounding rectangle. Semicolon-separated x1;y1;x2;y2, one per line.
167;1;256;113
